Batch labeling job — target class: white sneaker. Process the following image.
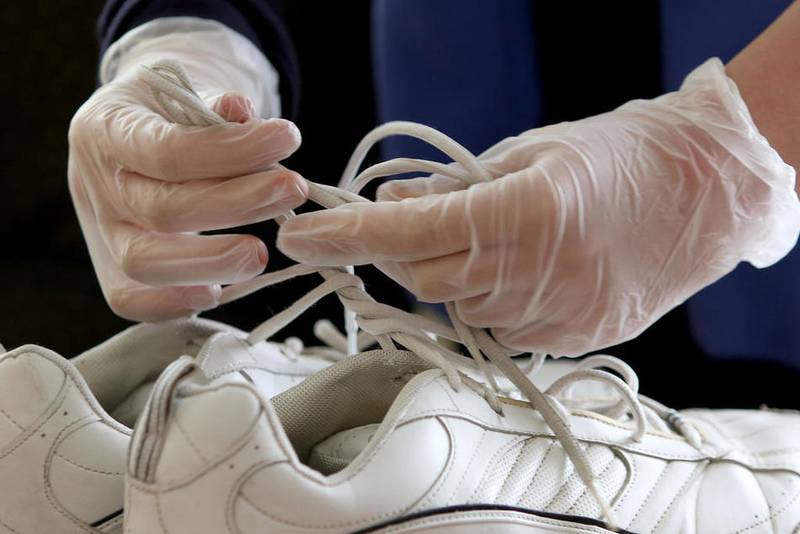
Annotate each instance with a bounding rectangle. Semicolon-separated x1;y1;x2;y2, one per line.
130;64;800;533
125;349;800;534
0;318;335;533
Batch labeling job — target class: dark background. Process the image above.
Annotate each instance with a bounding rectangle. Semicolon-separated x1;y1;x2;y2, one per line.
1;1;797;409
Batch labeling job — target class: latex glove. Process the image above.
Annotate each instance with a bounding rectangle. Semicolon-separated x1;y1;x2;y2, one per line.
69;18;306;321
278;59;800;357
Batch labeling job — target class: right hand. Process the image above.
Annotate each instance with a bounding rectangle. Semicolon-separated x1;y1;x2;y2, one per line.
68;71;306;322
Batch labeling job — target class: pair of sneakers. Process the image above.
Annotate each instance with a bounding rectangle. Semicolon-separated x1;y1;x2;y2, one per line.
5;312;800;533
3;60;799;533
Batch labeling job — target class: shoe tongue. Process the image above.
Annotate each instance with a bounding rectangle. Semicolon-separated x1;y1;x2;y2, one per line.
195;332;267;378
194;332;333;398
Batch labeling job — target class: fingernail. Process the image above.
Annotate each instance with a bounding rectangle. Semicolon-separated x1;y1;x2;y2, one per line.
271;119;302;146
210;284;223;300
295;176;309;197
278;217;311;236
286;121;302;144
243;98;257;119
376;182;402;201
183;288;218;310
256;241;268;265
276;236;318;262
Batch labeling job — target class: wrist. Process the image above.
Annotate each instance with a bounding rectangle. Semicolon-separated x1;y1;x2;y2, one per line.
667;59;799;269
101;17;281;118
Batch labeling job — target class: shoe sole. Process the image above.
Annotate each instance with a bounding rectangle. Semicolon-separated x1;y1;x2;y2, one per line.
357;505;631;533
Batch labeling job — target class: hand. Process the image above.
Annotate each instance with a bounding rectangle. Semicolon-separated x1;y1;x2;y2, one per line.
69;25;306;322
277;59;799;356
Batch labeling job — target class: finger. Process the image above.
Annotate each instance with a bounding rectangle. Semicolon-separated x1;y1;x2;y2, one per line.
376;174;466;201
211;92;257;123
114;226;268;286
454;281;567;331
118;167;308;233
104;100;301;181
491;322;591;358
277;186;488;265
454;291;529;329
106;280;222;323
376;250;498;303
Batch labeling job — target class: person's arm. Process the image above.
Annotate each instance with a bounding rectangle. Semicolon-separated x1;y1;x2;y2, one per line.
67;1;308;322
727;1;800;183
97;0;300;118
277;15;800;357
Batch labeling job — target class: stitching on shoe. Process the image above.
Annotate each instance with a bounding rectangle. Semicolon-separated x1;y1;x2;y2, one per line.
227;459;287;533
155;494;170;534
436;380;461;413
450;427;487;502
43;413;100;533
545;443;587;510
370;509;614;533
0;408;24;431
518;439;555;507
172;414;209;462
733;475;800;533
565;447;618;516
417;417;457;510
0;514;20;533
232;418;451;529
0;372;68;460
652;461;704;531
402;410;706;461
497;436;533;504
128;400;263;491
612;452;638;517
471;435;528;503
629;460;671;526
53;452;124;476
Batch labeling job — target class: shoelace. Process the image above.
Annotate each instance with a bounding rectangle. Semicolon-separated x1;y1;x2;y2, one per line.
138;59;704;529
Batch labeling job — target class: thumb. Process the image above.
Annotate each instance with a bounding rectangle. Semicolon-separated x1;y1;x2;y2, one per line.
377;174;466;201
210;92;258;123
277;185;479;266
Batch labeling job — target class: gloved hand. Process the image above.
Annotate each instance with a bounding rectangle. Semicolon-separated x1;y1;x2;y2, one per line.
278;59;800;356
69;19;307;321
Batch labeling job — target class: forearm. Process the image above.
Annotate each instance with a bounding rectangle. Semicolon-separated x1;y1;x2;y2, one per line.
101;17;281;117
97;0;300;118
727;0;800;185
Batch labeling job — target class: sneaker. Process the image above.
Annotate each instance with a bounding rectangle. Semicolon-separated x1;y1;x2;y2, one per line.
130;63;800;533
0;317;337;533
125;348;800;534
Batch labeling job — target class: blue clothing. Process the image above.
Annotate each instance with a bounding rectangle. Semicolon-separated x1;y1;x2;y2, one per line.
372;0;800;368
99;0;800;367
660;1;796;367
98;0;300;118
371;0;542;163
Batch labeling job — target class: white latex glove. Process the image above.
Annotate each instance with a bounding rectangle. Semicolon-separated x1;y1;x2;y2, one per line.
278;59;800;357
69;18;306;321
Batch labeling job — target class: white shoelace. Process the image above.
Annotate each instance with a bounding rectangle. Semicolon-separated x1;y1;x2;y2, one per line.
138;60;703;529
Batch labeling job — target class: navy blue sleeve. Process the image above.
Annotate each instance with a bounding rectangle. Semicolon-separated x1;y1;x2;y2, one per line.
97;0;300;119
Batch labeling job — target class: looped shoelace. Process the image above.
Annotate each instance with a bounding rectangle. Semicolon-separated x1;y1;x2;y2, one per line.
138;59;704;529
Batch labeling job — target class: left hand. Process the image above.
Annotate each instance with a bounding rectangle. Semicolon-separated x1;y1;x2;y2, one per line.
277;59;799;356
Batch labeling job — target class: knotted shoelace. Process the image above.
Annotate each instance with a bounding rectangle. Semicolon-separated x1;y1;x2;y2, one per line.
138;60;704;528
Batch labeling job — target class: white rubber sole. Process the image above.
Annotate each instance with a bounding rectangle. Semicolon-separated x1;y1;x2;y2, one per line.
366;509;622;533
